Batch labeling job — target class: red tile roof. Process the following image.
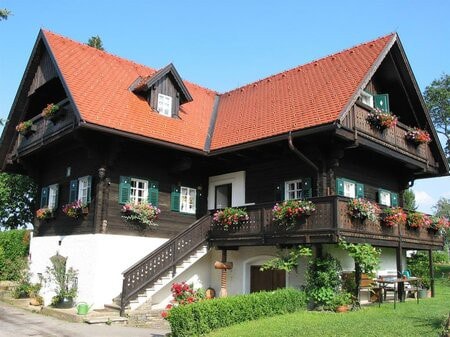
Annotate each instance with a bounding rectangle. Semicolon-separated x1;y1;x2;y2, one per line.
42;30;394;152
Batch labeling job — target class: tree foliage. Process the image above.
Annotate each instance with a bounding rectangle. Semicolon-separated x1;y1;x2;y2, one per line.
424;73;450;163
87;35;104;51
0;8;11;20
403;189;417;211
433;197;450;218
0;173;37;229
260;246;312;272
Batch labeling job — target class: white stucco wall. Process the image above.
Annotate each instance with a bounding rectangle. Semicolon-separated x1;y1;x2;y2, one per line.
29;234;167;308
208;171;247;210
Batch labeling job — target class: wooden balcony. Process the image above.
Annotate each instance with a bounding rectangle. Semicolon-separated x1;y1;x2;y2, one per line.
208;197;444;250
13;98;75;157
341;103;437;168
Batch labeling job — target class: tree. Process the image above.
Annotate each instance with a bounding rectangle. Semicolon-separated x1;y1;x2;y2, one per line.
87;35;104;51
403;189;417;211
0;8;11;20
433;197;450;218
424;73;450;163
0;173;37;229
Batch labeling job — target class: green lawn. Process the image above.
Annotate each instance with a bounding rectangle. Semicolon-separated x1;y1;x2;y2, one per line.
206;280;450;337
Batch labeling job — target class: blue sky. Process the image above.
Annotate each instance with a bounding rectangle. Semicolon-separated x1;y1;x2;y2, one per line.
0;0;449;213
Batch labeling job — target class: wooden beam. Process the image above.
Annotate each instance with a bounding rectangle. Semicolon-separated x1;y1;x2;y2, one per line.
429;249;435;297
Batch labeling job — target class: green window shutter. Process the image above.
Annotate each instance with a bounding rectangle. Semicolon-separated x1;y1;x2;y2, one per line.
336;178;344;196
275;183;284;201
391;192;399;207
69;180;78;203
170;185;180;211
148;181;159;206
302;177;312;198
119;176;131;204
356;183;365;198
40;187;49;208
54;184;59;209
373;94;390;112
86;176;92;204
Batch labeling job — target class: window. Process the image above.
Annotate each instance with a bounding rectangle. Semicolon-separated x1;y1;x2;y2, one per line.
41;184;59;209
69;176;92;204
119;176;159;205
130;178;148;205
361;91;373;108
285;179;303;200
378;189;399;207
157;93;172;117
180;187;196;214
344;181;356;198
336;178;364;199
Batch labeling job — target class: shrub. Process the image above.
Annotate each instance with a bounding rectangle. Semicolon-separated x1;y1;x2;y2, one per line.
166;288;307;337
0;229;30;281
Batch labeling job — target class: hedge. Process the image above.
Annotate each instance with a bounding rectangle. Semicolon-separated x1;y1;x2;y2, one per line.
166;288;307;337
0;229;30;281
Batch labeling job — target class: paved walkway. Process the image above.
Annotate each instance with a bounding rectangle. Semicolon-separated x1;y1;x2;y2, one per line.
0;301;169;337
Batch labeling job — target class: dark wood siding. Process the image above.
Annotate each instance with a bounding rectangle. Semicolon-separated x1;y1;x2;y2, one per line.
28;49;57;96
148;75;180;118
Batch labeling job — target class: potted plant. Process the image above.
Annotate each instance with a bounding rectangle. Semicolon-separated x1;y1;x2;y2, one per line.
347;198;379;222
406;212;429;229
41;103;60;120
331;291;352;312
366;108;398;131
380;207;407;227
212;207;249;230
121;201;161;229
36;207;54;221
44;253;78;308
405;127;431;146
272;200;316;229
15;120;35;136
62;199;86;219
427;216;449;234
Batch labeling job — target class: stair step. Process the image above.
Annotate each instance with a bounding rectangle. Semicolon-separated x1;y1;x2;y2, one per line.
103;303;121;312
84;316;128;325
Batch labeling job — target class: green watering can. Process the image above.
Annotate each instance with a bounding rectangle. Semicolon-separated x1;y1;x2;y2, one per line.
76;302;93;315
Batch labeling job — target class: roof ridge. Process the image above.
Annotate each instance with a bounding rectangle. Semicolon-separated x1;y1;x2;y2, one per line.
221;33;396;96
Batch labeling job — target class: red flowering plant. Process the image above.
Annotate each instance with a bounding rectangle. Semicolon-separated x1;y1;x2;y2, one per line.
62;199;85;218
36;207;53;221
15;120;33;135
366;108;398;131
405;127;431;145
41;103;60;119
161;282;205;319
347;198;380;222
212;207;249;230
427;216;450;233
121;202;160;229
406;212;430;229
380;207;407;227
272;200;316;229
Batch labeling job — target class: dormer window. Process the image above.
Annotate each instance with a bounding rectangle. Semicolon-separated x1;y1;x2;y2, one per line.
157;93;173;117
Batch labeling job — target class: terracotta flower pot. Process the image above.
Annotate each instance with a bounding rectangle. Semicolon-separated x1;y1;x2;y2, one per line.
335;305;349;313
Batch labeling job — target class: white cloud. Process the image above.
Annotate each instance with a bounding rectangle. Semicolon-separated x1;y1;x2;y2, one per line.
414;190;435;211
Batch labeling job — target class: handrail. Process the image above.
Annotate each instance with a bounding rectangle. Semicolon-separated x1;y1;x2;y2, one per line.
120;214;211;314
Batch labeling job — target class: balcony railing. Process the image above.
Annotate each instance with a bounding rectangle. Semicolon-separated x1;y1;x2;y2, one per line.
342;103;436;166
13;98;75;156
208;197;444;250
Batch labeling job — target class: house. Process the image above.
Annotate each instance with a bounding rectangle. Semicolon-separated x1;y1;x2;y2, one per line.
0;30;448;313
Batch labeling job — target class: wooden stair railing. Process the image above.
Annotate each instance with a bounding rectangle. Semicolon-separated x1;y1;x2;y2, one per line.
120;214;211;314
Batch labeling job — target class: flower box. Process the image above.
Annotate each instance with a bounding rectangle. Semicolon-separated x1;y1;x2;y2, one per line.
380;207;406;227
406;212;430;229
36;207;54;221
62;200;87;219
347;198;379;222
366;108;398;131
272;200;316;229
212;207;249;230
426;216;449;235
41;103;64;122
121;202;160;229
16;120;36;136
405;128;431;146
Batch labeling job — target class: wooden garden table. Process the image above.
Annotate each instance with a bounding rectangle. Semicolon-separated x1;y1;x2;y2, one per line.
375;277;421;309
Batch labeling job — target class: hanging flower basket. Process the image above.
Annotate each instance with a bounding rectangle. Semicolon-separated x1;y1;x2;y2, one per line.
36;207;54;221
41;103;61;121
366;108;398;131
16;120;35;136
272;200;316;229
121;202;160;229
347;198;379;222
380;207;406;227
212;207;249;230
405;128;431;146
62;200;86;219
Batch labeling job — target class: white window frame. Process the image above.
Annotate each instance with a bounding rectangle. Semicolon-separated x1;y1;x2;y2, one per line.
284;179;303;200
343;180;356;198
48;184;58;210
180;186;196;214
157;93;173;117
361;91;373;108
130;178;148;205
379;190;391;206
78;176;90;205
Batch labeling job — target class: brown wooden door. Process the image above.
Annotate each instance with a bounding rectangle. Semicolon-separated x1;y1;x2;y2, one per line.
250;265;286;292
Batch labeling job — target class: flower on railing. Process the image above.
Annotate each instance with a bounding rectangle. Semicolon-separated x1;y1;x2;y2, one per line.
15;120;33;135
380;207;407;227
427;216;450;233
36;207;53;221
405;127;431;145
62;200;86;219
121;202;160;229
347;198;380;222
366;108;398;131
272;200;316;228
161;281;205;319
41;103;60;119
406;212;429;229
212;207;249;230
